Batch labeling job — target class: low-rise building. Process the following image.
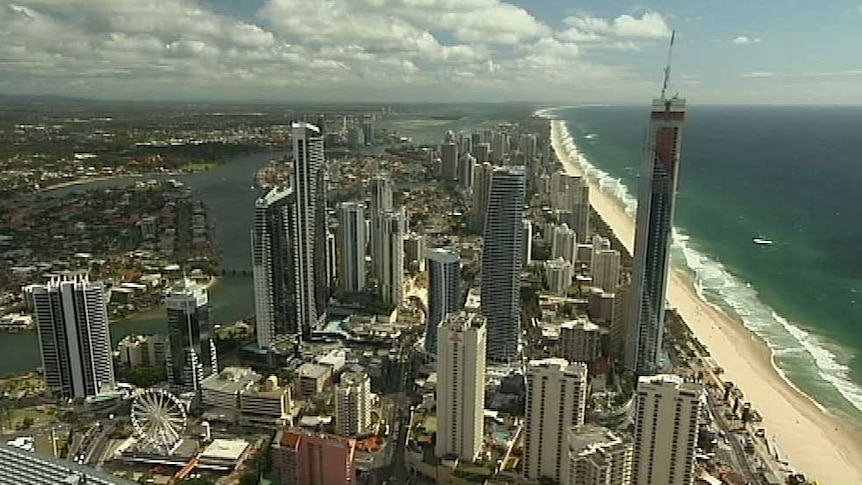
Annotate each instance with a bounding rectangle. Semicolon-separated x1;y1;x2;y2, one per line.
297;363;333;400
116;334;169;368
562;424;632;485
272;429;357;485
201;367;292;426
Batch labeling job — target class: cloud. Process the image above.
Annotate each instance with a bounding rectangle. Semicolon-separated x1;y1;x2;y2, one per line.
562;12;671;39
742;71;775;78
732;36;762;45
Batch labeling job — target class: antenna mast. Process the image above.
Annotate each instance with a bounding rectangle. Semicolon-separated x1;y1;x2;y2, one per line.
660;30;676;101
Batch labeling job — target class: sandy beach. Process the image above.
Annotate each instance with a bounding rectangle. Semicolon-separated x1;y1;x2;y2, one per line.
549;119;862;483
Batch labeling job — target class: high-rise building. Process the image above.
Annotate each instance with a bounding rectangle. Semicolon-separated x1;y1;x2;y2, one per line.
425;248;461;355
369;172;394;283
440;142;458;181
519;133;538;165
27;276;115;399
626;96;686;375
551;223;578;263
117;334;169;369
591;235;620;293
379;207;406;306
459;153;476;189
524;358;588;483
291;122;327;337
544;257;573;295
561;424;633;485
362;120;375;145
166;279;216;392
335;372;372;437
559;318;601;364
436;312;486;461
472;142;491;163
632;374;702;485
521;219;532;266
551;172;590;243
272;429;356;485
470;162;494;233
481;166;526;362
336;202;366;293
252;187;297;349
491;131;509;163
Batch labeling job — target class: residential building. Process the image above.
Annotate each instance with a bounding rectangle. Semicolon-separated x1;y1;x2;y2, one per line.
297;363;333;400
544;257;574;295
550;172;590;243
272;429;356;485
425;248;461;355
459;153;476;189
560;318;601;364
551;223;577;263
481;166;526;362
440;142;458;181
252;187;297;349
27;276;115;399
335;372;373;437
591;248;621;293
561;424;632;485
336;201;367;293
166;279;216;393
470;161;494;233
472;141;491;163
524;358;588;483
436;312;486;461
626;96;686;374
521;219;532;266
632;374;702;485
117;334;169;369
369;172;393;283
379;207;406;306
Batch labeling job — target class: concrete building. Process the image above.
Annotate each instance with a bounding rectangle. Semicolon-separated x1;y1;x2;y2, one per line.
336;201;367;293
544;257;574;295
404;232;425;272
633;374;702;485
117;334;168;369
252;187;296;348
626;96;686;375
425;248;461;355
440;142;459;181
0;442;133;484
201;367;292;426
166;279;216;393
436;312;486;461
459;153;476;189
524;358;588;483
369;172;393;283
379;207;406;306
272;429;356;485
472;142;491;163
551;223;578;263
297;363;333;400
335;372;372;437
550;172;590;243
519;133;538;165
490;131;509;163
561;425;632;485
292;122;328;337
27;276;115;399
481;166;526;362
591;248;621;293
521;219;532;266
559;318;601;364
470;161;494;233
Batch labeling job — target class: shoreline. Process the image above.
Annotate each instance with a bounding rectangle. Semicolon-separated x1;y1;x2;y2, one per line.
549;118;862;483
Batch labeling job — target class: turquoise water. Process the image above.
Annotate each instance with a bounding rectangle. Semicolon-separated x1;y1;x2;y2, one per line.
547;105;862;424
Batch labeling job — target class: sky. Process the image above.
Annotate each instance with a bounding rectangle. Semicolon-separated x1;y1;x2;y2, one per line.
1;0;861;104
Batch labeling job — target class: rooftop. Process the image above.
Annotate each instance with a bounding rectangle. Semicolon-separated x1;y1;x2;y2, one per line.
201;438;250;461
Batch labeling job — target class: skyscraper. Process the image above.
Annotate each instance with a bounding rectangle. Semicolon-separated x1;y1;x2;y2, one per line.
252;187;296;349
335;372;372;437
292;122;327;337
436;312;486;461
632;374;702;485
379;207;405;306
440;142;458;181
166;279;216;392
591;247;621;293
524;358;588;483
425;248;461;355
470;162;494;233
369;172;394;283
561;425;633;485
550;171;590;243
551;223;577;263
481;166;526;362
521;219;532;266
272;429;356;485
27;276;115;399
336;201;366;293
626;96;686;375
459;153;476;189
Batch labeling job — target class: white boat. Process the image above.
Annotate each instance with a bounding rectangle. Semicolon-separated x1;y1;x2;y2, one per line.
753;237;773;245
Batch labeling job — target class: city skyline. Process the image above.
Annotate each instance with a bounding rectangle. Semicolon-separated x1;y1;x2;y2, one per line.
2;1;862;104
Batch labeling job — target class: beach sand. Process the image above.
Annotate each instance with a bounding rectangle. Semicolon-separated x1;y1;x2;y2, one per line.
550;119;862;483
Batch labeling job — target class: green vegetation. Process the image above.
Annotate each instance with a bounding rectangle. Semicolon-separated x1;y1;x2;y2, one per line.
118;365;167;388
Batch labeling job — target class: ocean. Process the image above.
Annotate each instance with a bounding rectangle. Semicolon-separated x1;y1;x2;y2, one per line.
547;105;862;424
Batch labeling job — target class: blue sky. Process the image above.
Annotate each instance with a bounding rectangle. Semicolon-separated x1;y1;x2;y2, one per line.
1;0;860;104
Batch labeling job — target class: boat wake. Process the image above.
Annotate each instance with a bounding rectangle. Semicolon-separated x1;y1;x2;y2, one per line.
549;111;862;417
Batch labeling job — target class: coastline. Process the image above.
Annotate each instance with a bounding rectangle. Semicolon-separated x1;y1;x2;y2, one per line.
548;118;862;483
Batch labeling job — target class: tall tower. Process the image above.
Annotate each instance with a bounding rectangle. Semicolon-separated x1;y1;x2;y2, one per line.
425;248;461;355
523;358;588;482
562;425;633;485
336;201;367;293
436;312;486;461
166;279;216;392
252;187;296;349
481;166;526;362
335;372;372;437
292;122;326;337
550;171;590;243
470;162;494;233
625;77;686;374
27;276;115;399
632;374;702;485
369;172;394;283
440;142;459;181
379;207;406;306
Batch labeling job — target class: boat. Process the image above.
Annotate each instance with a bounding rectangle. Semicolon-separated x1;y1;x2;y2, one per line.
753;237;773;245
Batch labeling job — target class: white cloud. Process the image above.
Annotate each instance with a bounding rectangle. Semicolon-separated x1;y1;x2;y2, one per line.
732;36;762;45
563;12;671;39
742;71;775;78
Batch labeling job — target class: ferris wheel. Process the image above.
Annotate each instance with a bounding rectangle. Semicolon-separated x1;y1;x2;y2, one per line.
131;388;188;454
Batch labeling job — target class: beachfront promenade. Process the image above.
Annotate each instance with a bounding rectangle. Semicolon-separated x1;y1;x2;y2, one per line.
549;119;862;484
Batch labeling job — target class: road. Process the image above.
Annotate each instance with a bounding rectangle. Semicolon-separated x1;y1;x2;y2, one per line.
705;390;763;484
